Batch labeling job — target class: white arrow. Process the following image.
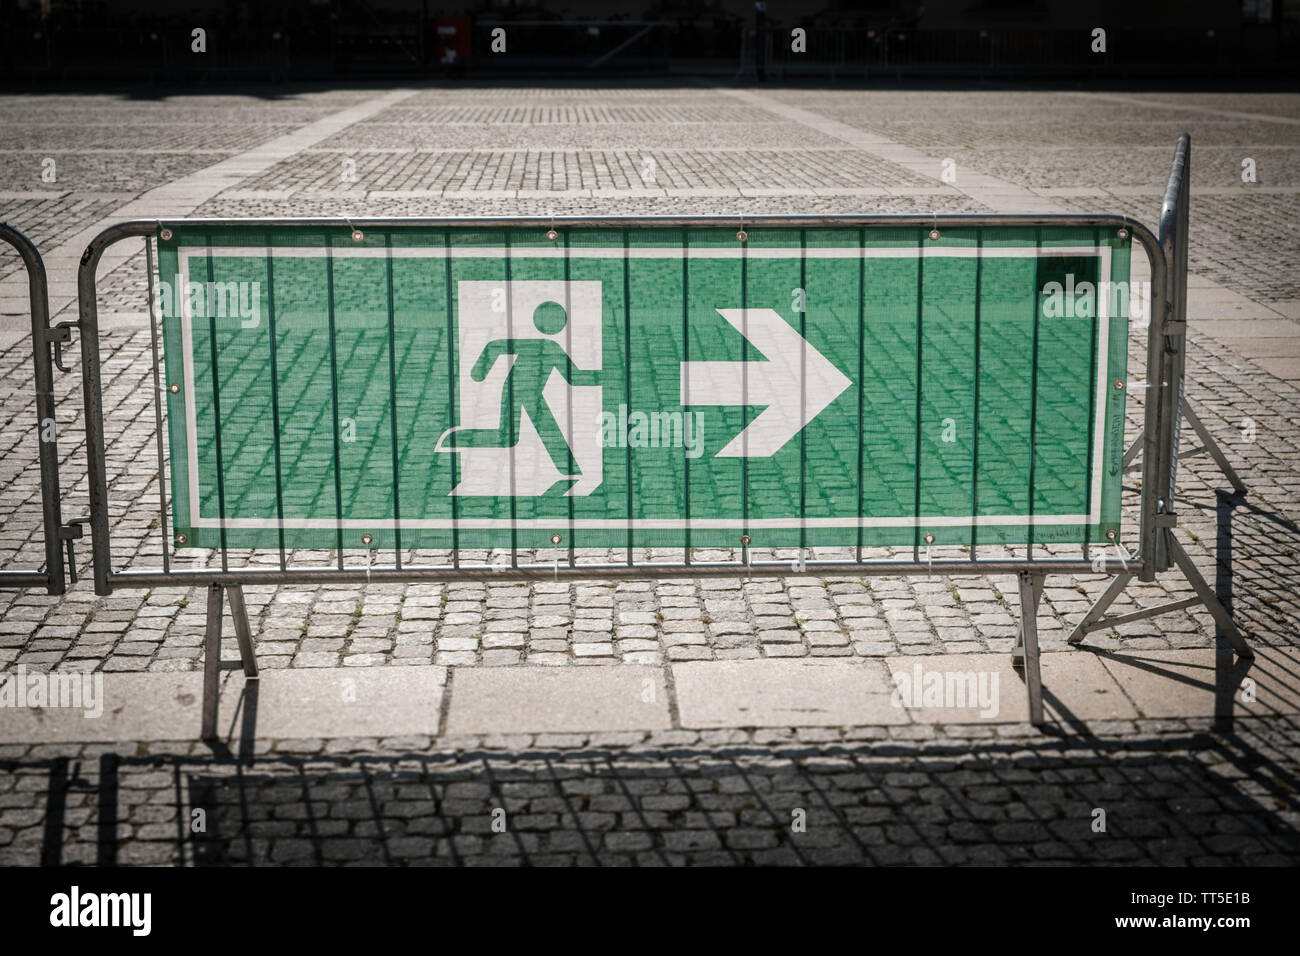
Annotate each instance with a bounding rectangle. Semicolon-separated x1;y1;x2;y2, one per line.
680;308;852;458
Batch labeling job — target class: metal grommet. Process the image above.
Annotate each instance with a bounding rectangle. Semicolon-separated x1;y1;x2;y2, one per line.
740;534;751;547
928;229;941;241
550;533;562;546
361;533;373;546
1116;228;1130;240
924;533;935;545
351;229;364;242
159;228;173;241
168;383;180;395
546;229;558;242
736;230;748;243
1105;529;1117;541
175;533;187;545
1114;379;1125;390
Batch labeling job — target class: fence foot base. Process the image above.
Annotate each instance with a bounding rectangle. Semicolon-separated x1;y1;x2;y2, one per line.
1068;530;1251;659
201;582;260;741
1012;570;1045;726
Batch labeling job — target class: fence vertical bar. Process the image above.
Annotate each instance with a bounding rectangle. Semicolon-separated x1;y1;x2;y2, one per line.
969;229;983;560
504;231;517;568
1081;227;1102;561
623;228;633;567
912;229;924;562
144;236;170;574
325;243;344;568
977;231;982;561
681;230;691;566
204;237;230;572
563;231;575;568
77;231;115;596
1026;227;1042;562
798;229;808;559
855;227;866;564
740;230;750;556
264;233;288;572
384;231;403;570
443;229;459;567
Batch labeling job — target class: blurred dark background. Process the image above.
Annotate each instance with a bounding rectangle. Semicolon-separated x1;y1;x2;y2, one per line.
0;0;1296;84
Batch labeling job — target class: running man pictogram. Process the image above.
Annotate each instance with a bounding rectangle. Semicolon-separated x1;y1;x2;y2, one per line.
440;300;600;475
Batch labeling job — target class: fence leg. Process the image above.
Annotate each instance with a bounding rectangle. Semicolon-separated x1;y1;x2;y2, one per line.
1067;533;1251;658
226;584;259;678
1067;572;1132;644
1180;399;1247;497
1013;571;1045;726
1011;571;1044;666
1165;531;1252;658
201;583;223;740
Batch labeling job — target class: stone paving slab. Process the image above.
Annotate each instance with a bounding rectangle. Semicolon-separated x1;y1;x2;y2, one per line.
673;658;905;728
882;652;1139;724
5;649;1280;744
0;666;446;744
217;666;445;741
0;671;200;744
445;665;670;735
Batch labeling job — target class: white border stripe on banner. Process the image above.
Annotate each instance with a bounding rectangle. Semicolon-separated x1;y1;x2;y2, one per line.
176;244;1114;532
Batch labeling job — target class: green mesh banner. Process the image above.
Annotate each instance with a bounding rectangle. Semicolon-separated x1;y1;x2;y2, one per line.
156;224;1131;551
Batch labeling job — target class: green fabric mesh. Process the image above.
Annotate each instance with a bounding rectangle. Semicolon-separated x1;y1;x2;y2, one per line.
156;224;1130;552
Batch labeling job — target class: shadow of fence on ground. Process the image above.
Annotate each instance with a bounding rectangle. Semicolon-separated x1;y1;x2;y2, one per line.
1205;491;1300;650
14;720;1300;867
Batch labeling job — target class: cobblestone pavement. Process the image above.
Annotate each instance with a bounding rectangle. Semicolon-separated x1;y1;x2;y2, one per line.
1;717;1296;866
0;85;1298;865
0;90;378;282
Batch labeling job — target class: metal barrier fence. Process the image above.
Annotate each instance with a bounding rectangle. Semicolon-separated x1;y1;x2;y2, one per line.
0;223;77;595
63;135;1250;735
